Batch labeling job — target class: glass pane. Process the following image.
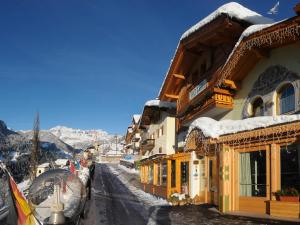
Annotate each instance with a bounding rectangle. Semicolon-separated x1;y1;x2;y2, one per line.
156;163;161;186
148;165;153;184
240;151;266;197
181;162;189;194
171;160;176;188
162;161;167;186
279;85;295;114
280;144;300;192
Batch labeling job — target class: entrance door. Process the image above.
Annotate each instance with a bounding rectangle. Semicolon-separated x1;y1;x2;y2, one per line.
180;162;189;195
208;156;218;204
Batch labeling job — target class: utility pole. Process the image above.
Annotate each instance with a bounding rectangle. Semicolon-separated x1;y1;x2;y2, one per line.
30;112;40;181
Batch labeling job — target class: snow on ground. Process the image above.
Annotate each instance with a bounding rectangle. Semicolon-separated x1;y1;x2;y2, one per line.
118;164;139;175
108;165;169;207
187;115;300;139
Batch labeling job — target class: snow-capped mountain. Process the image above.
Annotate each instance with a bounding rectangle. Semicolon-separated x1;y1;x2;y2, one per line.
49;126;123;150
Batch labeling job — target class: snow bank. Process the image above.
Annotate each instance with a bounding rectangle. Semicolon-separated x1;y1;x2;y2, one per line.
118;164;139;175
181;2;273;40
17;179;30;194
78;167;90;186
187;115;300;139
108;166;168;206
145;99;176;108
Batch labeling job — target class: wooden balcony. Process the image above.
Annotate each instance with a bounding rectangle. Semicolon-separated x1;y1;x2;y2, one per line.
141;138;155;151
177;87;233;126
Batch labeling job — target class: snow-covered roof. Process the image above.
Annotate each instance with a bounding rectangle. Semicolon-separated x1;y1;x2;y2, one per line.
187;115;300;139
159;2;273;98
133;114;141;124
145;99;176;108
181;2;273;40
38;162;50;168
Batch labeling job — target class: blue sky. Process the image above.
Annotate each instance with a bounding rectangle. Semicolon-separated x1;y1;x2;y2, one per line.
0;0;298;134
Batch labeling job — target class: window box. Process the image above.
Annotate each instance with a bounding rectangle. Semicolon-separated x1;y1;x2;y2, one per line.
278;196;299;202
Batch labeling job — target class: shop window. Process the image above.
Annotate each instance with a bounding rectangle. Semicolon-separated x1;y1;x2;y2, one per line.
171;160;176;188
252;97;264;117
280;144;300;192
278;83;295;114
157;163;161;186
148;165;153;184
240;150;266;197
181;162;189;194
162;161;167;186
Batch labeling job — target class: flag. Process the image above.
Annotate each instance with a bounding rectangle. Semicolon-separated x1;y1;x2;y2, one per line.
6;172;37;225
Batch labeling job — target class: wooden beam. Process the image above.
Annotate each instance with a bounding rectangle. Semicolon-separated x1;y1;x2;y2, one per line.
253;48;270;59
165;94;179;99
173;73;185;80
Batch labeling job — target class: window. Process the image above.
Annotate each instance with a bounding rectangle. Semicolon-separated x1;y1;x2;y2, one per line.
159;147;162;153
278;83;295;114
148;165;153;184
162;161;167;186
181;162;189;194
240;150;266;197
280;144;300;192
171;160;176;188
252;97;264;117
157;163;161;186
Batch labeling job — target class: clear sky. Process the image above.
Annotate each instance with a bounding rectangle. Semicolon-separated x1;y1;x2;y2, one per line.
0;0;298;134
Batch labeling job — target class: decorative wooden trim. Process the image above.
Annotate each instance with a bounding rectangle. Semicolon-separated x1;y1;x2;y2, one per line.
173;73;185;80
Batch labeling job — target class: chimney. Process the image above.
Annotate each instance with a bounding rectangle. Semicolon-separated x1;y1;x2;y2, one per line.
294;3;300;16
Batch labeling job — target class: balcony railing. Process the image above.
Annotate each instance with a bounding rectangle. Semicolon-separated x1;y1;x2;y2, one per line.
141;138;155;150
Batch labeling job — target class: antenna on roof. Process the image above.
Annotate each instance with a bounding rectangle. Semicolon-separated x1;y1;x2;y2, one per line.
267;1;279;15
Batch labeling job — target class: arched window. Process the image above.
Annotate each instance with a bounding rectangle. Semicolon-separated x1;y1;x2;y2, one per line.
278;83;295;114
252;97;264;117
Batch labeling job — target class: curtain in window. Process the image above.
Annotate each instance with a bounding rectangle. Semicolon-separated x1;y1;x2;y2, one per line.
240;153;252;196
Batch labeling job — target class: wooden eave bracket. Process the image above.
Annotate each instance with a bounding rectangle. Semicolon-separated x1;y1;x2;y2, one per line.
253;48;270;59
172;73;185;80
223;79;239;90
165;94;179;100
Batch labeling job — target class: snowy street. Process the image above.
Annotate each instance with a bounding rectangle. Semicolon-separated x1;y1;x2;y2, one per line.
80;164;297;225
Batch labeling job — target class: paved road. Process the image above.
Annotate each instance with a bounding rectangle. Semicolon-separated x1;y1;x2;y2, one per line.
80;164;298;225
81;164;150;225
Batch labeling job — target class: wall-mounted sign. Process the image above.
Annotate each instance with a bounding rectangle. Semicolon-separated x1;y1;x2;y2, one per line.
189;79;208;100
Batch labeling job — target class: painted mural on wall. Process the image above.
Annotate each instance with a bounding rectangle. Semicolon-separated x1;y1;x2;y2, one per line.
242;65;300;118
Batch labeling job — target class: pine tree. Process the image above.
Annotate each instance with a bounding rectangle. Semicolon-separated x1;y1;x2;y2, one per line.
30;112;41;181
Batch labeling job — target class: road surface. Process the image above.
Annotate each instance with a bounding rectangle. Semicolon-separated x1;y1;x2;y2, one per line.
80;164;298;225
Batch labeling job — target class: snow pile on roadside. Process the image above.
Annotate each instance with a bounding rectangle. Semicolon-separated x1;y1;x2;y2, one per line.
108;166;169;206
78;167;90;186
118;164;139;175
187;115;300;139
17;179;30;194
